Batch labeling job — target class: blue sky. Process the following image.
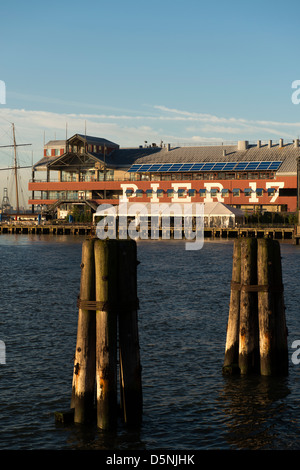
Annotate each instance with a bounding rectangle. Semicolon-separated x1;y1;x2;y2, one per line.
1;0;300;206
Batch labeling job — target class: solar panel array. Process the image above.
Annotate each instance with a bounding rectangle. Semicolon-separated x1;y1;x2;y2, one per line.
128;161;282;173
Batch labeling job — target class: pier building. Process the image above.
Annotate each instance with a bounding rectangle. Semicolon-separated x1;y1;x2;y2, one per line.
28;135;299;218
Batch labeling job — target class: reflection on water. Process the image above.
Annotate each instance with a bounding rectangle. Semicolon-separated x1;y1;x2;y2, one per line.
0;234;299;449
220;376;291;449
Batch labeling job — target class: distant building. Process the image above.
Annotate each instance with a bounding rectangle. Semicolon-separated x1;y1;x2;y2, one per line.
28;135;299;218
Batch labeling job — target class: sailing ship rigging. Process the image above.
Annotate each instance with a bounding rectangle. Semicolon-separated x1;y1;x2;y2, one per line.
0;123;31;212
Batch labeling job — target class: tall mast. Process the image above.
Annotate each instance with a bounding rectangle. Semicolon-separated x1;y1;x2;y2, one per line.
12;123;20;213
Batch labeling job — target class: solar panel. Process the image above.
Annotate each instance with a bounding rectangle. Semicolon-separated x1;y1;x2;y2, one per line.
246;162;260;170
180;164;193;171
223;162;237;170
159;164;173;172
149;164;162;171
235;162;248;170
190;163;204;170
128;160;283;173
257;162;271;170
128;164;142;172
268;161;282;170
202;163;215;170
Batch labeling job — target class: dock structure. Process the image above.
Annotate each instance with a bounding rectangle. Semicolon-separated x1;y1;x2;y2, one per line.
0;222;299;243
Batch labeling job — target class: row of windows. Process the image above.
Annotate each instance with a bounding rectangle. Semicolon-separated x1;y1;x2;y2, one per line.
130;171;275;181
126;188;277;197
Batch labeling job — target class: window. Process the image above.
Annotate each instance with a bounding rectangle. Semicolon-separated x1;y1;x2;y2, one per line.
244;188;252;197
233;188;240;197
156;189;164;198
136;189;143;198
167;189;174;197
199;189;206;197
221;189;229;197
55;149;60;156
146;189;153;197
46;149;51;156
210;188;219;197
188;189;196;197
256;188;263;197
178;188;187;197
268;188;276;196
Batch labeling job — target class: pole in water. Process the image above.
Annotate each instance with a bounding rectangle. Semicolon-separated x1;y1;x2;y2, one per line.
238;238;259;375
223;237;288;376
118;240;143;426
94;239;118;430
71;238;96;423
257;239;288;376
223;238;241;374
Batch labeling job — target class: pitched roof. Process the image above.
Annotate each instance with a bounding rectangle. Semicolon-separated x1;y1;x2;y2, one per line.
128;143;300;174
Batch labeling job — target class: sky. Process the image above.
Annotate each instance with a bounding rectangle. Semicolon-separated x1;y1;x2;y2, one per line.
1;0;300;208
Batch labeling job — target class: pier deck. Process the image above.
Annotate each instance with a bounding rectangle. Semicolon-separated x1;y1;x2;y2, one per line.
0;223;299;243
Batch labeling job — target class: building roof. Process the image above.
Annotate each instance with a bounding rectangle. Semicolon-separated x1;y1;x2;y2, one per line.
128;142;300;174
33;138;300;174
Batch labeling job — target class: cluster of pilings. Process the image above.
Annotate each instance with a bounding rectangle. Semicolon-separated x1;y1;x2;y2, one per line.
223;238;288;376
70;238;142;429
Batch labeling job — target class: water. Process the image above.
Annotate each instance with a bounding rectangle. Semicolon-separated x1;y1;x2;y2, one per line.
0;234;300;450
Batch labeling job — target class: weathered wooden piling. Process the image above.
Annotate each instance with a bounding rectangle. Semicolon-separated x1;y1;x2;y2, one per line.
118;240;143;426
71;238;96;423
223;237;288;376
67;238;142;430
238;238;260;375
223;238;241;374
94;239;119;430
257;239;288;376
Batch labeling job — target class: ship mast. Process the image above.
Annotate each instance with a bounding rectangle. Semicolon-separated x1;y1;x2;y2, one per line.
0;123;31;213
12;123;19;212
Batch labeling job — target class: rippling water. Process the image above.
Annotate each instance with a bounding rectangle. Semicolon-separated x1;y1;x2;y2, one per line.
0;234;299;450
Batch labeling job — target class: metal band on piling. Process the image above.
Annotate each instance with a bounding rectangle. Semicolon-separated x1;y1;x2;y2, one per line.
230;281;284;293
77;296;139;312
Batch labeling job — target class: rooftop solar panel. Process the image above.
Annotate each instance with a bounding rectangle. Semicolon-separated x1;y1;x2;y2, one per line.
246;162;260;170
257;162;271;170
223;162;237;170
213;163;226;170
235;162;248;170
268;161;282;170
159;164;173;171
180;164;193;171
202;163;214;170
128;160;283;173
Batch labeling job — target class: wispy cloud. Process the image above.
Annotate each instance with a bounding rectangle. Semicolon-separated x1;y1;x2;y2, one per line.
1;102;300;208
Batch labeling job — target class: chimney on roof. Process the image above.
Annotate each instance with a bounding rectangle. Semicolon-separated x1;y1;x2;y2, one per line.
223;149;226;157
268;140;272;148
294;138;299;148
237;140;248;150
257;140;261;148
279;138;284;148
167;143;170;151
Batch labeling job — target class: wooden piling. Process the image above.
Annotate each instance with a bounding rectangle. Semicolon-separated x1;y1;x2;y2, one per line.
71;238;96;423
257;238;276;376
94;239;118;430
238;238;260;375
224;237;288;376
223;239;241;374
257;239;288;376
118;240;143;426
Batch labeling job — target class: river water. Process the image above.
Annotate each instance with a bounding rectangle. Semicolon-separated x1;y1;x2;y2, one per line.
0;234;299;450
